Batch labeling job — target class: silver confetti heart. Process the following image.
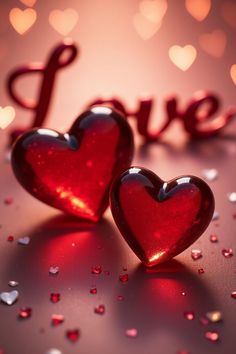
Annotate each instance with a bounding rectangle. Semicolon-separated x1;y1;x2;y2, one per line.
45;349;63;354
18;236;30;245
49;266;59;275
0;290;19;305
202;168;218;182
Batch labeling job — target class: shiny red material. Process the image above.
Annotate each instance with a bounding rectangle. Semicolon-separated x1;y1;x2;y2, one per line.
11;107;134;222
110;167;214;267
7;39;78;144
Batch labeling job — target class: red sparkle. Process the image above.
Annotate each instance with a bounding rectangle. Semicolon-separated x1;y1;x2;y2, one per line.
90;287;97;294
51;314;64;326
205;331;219;342
66;329;80;342
50;293;60;303
94;304;105;315
91;266;102;275
19;308;32;319
7;235;14;242
184;311;195;320
119;274;129;283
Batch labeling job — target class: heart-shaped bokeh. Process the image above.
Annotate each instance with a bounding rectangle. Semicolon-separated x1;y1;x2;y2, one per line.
11;106;134;221
110;167;214;267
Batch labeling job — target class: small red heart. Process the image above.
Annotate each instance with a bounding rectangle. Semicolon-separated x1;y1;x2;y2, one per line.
110;167;214;267
11;107;134;221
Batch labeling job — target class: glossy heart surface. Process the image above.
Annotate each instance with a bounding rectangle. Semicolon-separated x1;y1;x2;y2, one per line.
11;106;134;221
110;167;214;266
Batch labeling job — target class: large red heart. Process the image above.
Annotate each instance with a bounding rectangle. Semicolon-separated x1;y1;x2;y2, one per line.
110;167;214;266
11;106;134;221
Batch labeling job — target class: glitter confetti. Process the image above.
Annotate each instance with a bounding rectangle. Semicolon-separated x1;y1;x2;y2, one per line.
231;291;236;299
125;328;138;338
91;266;102;275
50;293;60;303
51;314;64;326
0;290;19;305
49;266;59;275
184;311;195;320
205;331;219;342
198;268;205;274
66;329;79;342
228;192;236;203
45;349;62;354
18;236;30;245
210;234;218;243
90;287;97;294
19;307;32;319
94;304;105;315
212;211;219;221
8;280;19;287
191;249;202;260
205;310;222;323
202;168;218;181
7;235;14;242
222;248;233;258
119;274;129;283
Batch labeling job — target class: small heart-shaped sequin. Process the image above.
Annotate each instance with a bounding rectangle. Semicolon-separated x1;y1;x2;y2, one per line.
0;290;19;305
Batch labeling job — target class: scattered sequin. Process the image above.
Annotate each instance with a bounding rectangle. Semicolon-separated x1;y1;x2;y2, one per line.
8;280;19;287
90;287;97;294
222;248;233;258
51;314;64;326
228;192;236;203
205;331;219;342
45;349;62;354
125;328;138;338
206;311;222;323
119;274;129;283
202;168;218;181
212;211;219;221
19;308;32;319
231;291;236;299
91;266;102;275
181;292;186;296
94;304;105;315
0;290;19;305
18;236;30;245
210;234;218;243
191;249;202;260
7;235;14;242
198;268;205;274
184;311;195;320
50;293;60;303
66;329;79;342
49;266;59;275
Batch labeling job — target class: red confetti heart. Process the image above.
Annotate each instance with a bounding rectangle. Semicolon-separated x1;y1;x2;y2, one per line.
66;329;80;342
110;167;214;267
11;107;134;221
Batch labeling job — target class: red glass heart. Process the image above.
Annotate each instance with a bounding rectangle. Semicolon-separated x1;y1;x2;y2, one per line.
110;167;214;267
11;106;134;221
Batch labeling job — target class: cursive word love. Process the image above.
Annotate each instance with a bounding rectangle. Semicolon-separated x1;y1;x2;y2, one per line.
6;39;235;145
